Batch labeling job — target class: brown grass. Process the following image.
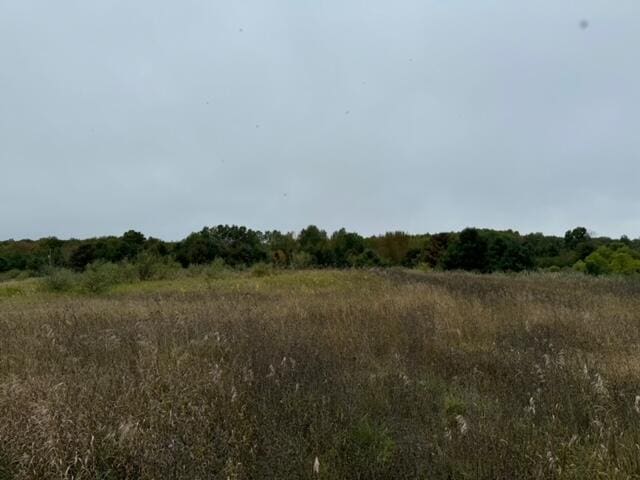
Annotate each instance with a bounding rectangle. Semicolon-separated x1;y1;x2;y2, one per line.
1;269;640;479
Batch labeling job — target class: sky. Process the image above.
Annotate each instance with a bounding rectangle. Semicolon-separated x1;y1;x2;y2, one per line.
1;1;639;241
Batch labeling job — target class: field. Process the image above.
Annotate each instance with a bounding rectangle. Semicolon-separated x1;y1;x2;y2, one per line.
1;269;640;479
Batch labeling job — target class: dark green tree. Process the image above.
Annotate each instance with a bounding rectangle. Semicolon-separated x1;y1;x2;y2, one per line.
564;227;590;249
119;230;146;260
423;233;452;267
174;231;212;266
69;243;98;271
487;234;534;272
351;248;383;267
443;228;489;272
369;232;411;265
330;229;365;267
264;230;297;266
298;225;331;266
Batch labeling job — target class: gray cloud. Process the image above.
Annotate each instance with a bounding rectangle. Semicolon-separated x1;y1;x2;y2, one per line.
1;0;638;240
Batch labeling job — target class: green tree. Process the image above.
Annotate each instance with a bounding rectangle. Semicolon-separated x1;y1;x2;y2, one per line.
370;232;411;265
486;233;534;272
443;228;489;272
119;230;146;260
578;245;640;275
175;225;267;267
264;230;297;267
351;248;383;267
174;231;212;266
69;243;98;271
330;228;365;267
298;225;331;266
423;233;452;267
564;227;589;249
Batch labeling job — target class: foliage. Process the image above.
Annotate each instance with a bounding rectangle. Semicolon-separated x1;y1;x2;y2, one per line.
575;245;640;275
330;228;365;267
443;228;489;272
40;268;78;292
290;251;314;269
336;419;396;478
298;225;332;266
174;225;267;267
133;252;180;281
251;262;273;277
486;232;534;272
369;231;412;265
80;262;124;294
422;233;452;268
1;225;638;278
350;248;384;268
264;230;297;267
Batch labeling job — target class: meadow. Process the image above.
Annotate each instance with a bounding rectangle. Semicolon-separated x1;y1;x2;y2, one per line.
1;269;640;479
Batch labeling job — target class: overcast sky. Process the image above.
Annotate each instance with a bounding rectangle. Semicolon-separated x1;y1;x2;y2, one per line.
1;1;638;240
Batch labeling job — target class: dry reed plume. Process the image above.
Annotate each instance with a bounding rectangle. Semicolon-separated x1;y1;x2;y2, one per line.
1;269;640;479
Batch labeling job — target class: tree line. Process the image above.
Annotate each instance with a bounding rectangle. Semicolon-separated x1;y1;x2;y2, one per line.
1;225;639;276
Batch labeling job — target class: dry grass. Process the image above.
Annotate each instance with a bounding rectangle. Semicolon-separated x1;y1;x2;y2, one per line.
1;269;640;479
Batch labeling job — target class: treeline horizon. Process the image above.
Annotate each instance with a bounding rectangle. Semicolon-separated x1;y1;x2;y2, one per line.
2;225;640;277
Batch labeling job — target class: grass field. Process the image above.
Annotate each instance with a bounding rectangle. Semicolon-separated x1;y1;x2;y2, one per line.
1;269;640;479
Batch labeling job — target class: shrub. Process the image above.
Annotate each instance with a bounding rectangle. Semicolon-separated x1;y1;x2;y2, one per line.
444;393;467;417
350;248;383;268
336;419;396;477
290;251;313;269
154;259;183;280
0;269;23;282
443;228;489;272
117;262;140;283
80;262;122;294
133;252;175;281
251;262;273;277
41;268;78;292
0;286;24;298
14;270;32;281
415;262;433;273
201;258;230;280
576;246;640;275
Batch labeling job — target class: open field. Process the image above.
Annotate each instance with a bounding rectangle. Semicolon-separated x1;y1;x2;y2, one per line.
1;270;640;479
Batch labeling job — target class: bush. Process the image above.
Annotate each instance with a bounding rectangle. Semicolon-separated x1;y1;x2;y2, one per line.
117;262;140;283
336;419;396;477
251;262;273;277
443;228;489;272
0;269;24;282
41;268;78;292
80;262;123;294
204;258;229;279
575;246;640;276
132;252;180;281
14;270;33;281
154;259;183;280
290;251;313;269
350;248;383;268
415;262;433;273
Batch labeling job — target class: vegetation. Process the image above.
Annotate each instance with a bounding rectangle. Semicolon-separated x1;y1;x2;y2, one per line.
1;269;640;478
1;226;639;283
574;245;640;275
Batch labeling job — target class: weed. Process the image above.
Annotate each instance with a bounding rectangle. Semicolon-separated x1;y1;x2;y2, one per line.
1;270;640;478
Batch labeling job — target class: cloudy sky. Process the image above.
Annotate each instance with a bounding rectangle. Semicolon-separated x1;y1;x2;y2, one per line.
1;1;638;240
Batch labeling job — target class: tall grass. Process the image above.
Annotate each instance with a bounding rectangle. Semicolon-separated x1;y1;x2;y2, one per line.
1;270;640;479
